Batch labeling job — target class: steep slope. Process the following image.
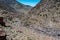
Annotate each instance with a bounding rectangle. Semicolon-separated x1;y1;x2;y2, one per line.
26;0;60;28
29;0;60;14
0;0;32;15
24;0;60;26
0;0;60;40
22;0;60;39
0;0;32;27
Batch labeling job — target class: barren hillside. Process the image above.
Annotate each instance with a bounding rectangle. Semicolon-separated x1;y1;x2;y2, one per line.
0;0;60;40
22;0;60;39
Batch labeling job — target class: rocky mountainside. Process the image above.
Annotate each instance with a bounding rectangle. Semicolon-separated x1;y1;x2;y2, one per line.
22;0;60;39
0;0;32;27
29;0;60;14
0;0;32;40
26;0;60;28
0;0;32;24
0;0;32;15
0;0;60;40
24;0;60;26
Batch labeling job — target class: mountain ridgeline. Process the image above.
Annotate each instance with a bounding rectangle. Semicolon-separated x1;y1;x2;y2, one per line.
0;0;32;14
